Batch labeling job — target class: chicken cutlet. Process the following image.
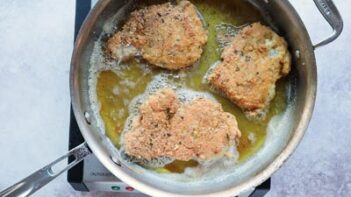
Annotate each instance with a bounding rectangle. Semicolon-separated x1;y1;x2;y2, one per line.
207;22;291;120
106;1;208;70
123;88;241;162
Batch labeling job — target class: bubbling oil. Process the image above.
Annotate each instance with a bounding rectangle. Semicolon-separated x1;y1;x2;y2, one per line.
94;0;288;173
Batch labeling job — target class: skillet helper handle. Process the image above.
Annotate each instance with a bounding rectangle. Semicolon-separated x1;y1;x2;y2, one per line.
0;142;91;197
312;0;343;49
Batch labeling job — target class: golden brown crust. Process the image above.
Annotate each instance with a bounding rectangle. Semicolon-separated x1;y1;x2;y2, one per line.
124;89;241;161
123;88;179;160
208;22;291;119
169;98;241;161
106;1;208;70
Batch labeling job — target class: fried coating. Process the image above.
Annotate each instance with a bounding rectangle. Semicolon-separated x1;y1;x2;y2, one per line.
106;1;208;70
123;89;241;161
169;97;241;161
208;22;291;120
123;88;180;161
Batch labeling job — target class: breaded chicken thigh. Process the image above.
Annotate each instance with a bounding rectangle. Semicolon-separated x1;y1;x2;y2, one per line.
106;1;208;70
123;88;241;162
208;22;291;120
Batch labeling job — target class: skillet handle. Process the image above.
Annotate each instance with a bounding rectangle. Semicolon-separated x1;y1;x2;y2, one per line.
312;0;343;49
0;142;91;197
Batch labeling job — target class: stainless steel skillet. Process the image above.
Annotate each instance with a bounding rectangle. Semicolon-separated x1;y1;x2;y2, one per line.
0;0;343;196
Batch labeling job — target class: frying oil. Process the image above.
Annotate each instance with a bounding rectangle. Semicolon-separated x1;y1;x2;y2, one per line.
95;0;288;173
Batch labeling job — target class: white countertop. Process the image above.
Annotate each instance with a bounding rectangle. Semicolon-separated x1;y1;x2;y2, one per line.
0;0;350;196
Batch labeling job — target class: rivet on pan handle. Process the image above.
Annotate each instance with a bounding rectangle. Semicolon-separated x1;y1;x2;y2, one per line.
0;142;91;197
312;0;343;49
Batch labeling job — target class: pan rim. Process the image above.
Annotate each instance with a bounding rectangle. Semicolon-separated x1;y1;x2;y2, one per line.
70;0;317;196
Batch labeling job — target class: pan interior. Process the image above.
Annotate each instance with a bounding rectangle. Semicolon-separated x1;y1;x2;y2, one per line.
75;0;313;195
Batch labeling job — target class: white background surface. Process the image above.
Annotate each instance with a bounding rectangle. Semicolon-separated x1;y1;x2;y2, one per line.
0;0;350;196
